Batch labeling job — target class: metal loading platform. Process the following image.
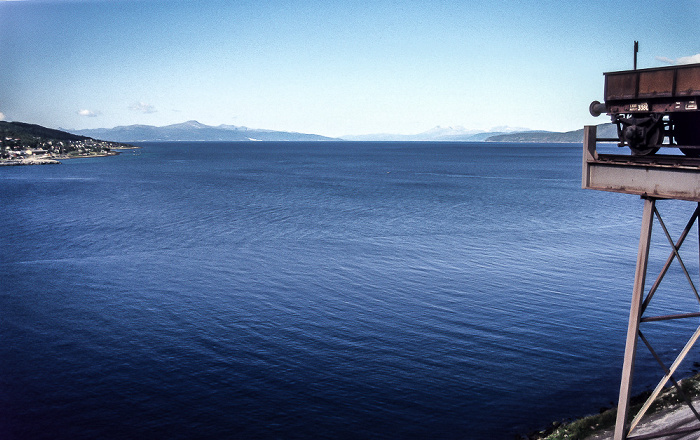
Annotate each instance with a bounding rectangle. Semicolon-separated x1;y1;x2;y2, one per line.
583;127;700;201
583;125;700;440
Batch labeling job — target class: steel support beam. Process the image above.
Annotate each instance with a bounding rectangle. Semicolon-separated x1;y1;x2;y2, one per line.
613;201;700;439
614;197;655;440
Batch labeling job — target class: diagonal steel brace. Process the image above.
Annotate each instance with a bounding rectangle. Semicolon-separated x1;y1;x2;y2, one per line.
641;205;700;313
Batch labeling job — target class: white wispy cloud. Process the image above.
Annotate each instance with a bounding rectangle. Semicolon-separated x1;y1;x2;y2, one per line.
656;54;700;65
129;101;157;114
0;112;5;121
77;109;100;117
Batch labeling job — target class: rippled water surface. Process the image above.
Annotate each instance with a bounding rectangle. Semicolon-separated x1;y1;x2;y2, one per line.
2;142;699;439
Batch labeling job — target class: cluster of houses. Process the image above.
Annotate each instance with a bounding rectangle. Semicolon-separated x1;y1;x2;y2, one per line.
1;136;114;160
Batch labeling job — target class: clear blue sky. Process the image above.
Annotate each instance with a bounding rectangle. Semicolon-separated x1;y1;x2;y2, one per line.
1;0;699;137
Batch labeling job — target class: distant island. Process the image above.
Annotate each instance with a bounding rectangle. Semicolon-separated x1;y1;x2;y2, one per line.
484;123;618;143
1;121;138;166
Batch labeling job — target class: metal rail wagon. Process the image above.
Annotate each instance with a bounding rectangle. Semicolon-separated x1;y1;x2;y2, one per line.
590;62;700;156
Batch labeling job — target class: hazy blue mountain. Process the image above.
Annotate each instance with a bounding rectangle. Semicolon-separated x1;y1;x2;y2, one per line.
64;121;619;144
341;124;619;143
67;121;338;142
341;125;531;141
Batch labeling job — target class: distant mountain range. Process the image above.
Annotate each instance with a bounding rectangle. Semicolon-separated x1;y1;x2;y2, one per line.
63;121;617;143
67;120;336;142
346;124;618;142
340;125;534;142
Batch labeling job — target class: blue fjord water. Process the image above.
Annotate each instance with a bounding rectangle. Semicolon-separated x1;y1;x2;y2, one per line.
2;141;700;439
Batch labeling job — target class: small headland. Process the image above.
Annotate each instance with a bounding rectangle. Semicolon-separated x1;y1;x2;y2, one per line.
0;121;138;166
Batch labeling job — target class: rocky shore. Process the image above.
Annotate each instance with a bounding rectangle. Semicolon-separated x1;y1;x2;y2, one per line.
0;157;61;166
521;372;700;440
0;150;124;166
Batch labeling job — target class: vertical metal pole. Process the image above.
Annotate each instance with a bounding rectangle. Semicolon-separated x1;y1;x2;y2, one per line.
614;197;655;440
634;41;639;70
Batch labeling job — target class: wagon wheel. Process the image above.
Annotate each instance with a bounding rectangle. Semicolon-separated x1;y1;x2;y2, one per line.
628;124;661;156
616;114;662;156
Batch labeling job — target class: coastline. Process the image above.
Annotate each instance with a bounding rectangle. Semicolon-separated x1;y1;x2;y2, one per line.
0;157;62;166
1;120;142;166
0;148;137;166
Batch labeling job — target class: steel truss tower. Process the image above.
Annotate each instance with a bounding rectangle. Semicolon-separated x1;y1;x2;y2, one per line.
583;125;700;439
